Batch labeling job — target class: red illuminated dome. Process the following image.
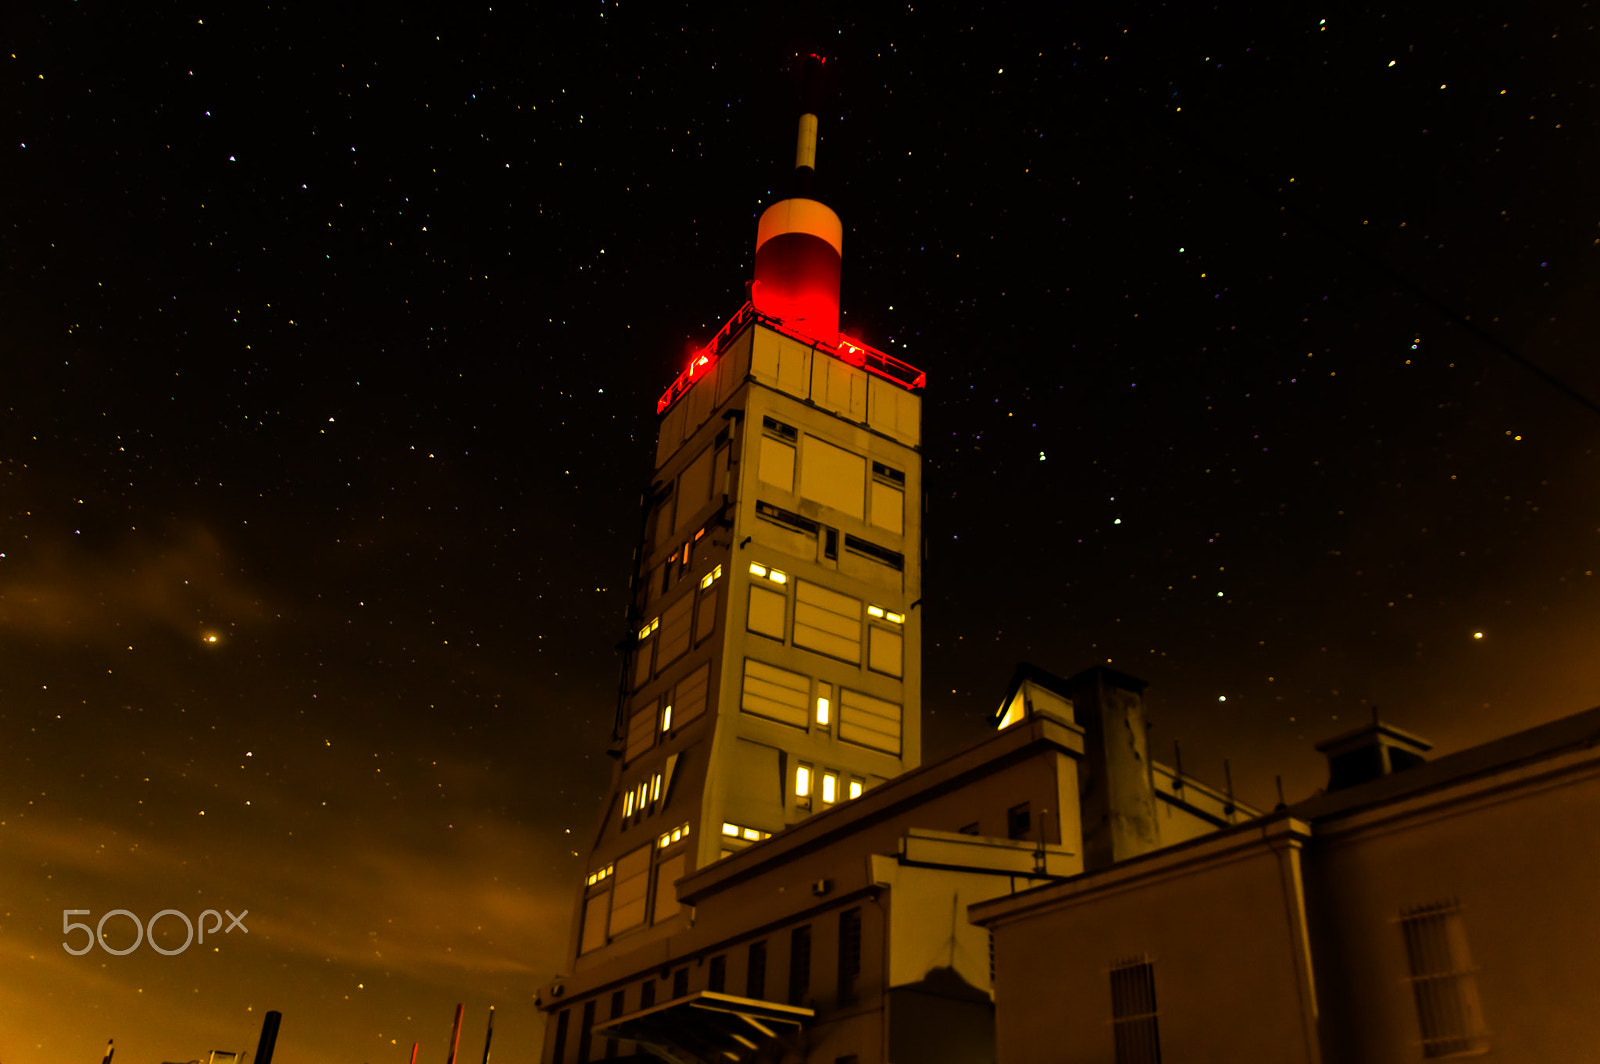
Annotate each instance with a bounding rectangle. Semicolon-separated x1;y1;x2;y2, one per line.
752;197;842;345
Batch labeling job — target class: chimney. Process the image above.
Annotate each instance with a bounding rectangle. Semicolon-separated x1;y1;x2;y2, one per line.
1066;666;1160;871
1315;710;1432;791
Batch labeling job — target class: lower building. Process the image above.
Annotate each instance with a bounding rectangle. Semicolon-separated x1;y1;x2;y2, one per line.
537;666;1253;1064
971;706;1600;1064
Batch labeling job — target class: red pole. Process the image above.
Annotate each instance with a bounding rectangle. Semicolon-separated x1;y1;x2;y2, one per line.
409;1043;419;1064
445;1004;465;1064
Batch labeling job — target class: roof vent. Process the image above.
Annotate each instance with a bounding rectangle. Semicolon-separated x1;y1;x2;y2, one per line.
1315;710;1432;791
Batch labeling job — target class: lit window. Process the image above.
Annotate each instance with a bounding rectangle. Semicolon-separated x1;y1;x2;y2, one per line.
749;562;768;578
768;568;788;584
867;605;885;619
723;822;740;837
742;827;761;841
816;695;831;727
624;790;636;817
659;832;671;849
638;617;659;640
721;820;773;844
822;772;837;803
637;781;648;809
796;764;812;797
661;704;673;732
693;527;706;541
886;611;904;624
700;564;723;590
651;772;663;802
849;779;863;800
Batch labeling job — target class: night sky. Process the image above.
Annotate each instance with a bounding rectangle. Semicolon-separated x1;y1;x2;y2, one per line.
4;3;1598;1062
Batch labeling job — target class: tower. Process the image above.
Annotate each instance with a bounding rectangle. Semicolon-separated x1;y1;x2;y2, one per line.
565;55;925;973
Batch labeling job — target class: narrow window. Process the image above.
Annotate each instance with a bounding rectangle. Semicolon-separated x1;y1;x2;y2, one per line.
639;979;656;1009
1400;901;1489;1057
838;908;862;1005
748;940;768;999
709;954;727;993
606;991;624;1059
577;1000;596;1064
824;527;839;560
672;966;689;999
1007;801;1032;840
816;684;832;727
795;763;813;810
789;924;812;1005
848;778;864;800
551;1009;571;1064
1110;957;1161;1064
822;771;837;804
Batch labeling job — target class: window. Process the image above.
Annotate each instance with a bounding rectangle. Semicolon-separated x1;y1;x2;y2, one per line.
672;967;689;999
709;954;727;993
624;699;657;763
800;436;866;518
1400;901;1489;1058
606;991;624;1059
639;979;655;1009
816;685;832;727
578;1000;596;1064
1007;802;1032;840
748;584;787;640
868;625;903;677
609;846;651;934
843;533;903;571
838;688;902;755
1110;956;1161;1064
748;940;768;999
762;415;798;441
821;771;837;804
741;658;810;729
674;664;711;729
795;762;813;809
677;446;714;533
579;891;610;955
848;778;864;800
695;579;720;645
869;478;904;535
551;1009;571;1064
794;581;862;663
656;594;694;671
759;435;796;491
838;908;862;1005
789;925;812;1005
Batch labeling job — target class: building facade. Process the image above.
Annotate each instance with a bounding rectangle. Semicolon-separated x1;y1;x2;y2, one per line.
971;709;1600;1064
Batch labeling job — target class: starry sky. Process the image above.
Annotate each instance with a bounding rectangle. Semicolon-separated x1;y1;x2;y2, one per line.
3;3;1598;1062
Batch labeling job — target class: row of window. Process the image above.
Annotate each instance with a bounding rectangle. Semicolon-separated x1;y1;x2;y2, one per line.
758;417;906;537
624;664;708;765
1093;900;1486;1064
555;908;865;1064
746;564;905;677
578;831;692;955
739;657;903;756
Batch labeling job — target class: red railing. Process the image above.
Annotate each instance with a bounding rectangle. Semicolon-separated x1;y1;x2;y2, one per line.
656;302;925;415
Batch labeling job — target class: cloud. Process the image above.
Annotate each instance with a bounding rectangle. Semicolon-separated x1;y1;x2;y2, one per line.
0;523;272;646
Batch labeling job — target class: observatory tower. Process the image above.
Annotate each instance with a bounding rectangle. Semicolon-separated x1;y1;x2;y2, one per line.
565;53;926;972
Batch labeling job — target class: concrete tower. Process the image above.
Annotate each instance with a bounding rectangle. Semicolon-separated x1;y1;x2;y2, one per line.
564;54;926;974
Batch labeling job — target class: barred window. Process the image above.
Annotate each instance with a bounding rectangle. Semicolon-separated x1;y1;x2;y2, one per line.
1400;900;1489;1058
1110;956;1161;1064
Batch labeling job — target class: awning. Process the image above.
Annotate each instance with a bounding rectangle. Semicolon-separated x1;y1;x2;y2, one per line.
594;990;814;1064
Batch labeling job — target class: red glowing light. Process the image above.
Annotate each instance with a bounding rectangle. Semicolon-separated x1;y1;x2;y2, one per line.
656;301;923;416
